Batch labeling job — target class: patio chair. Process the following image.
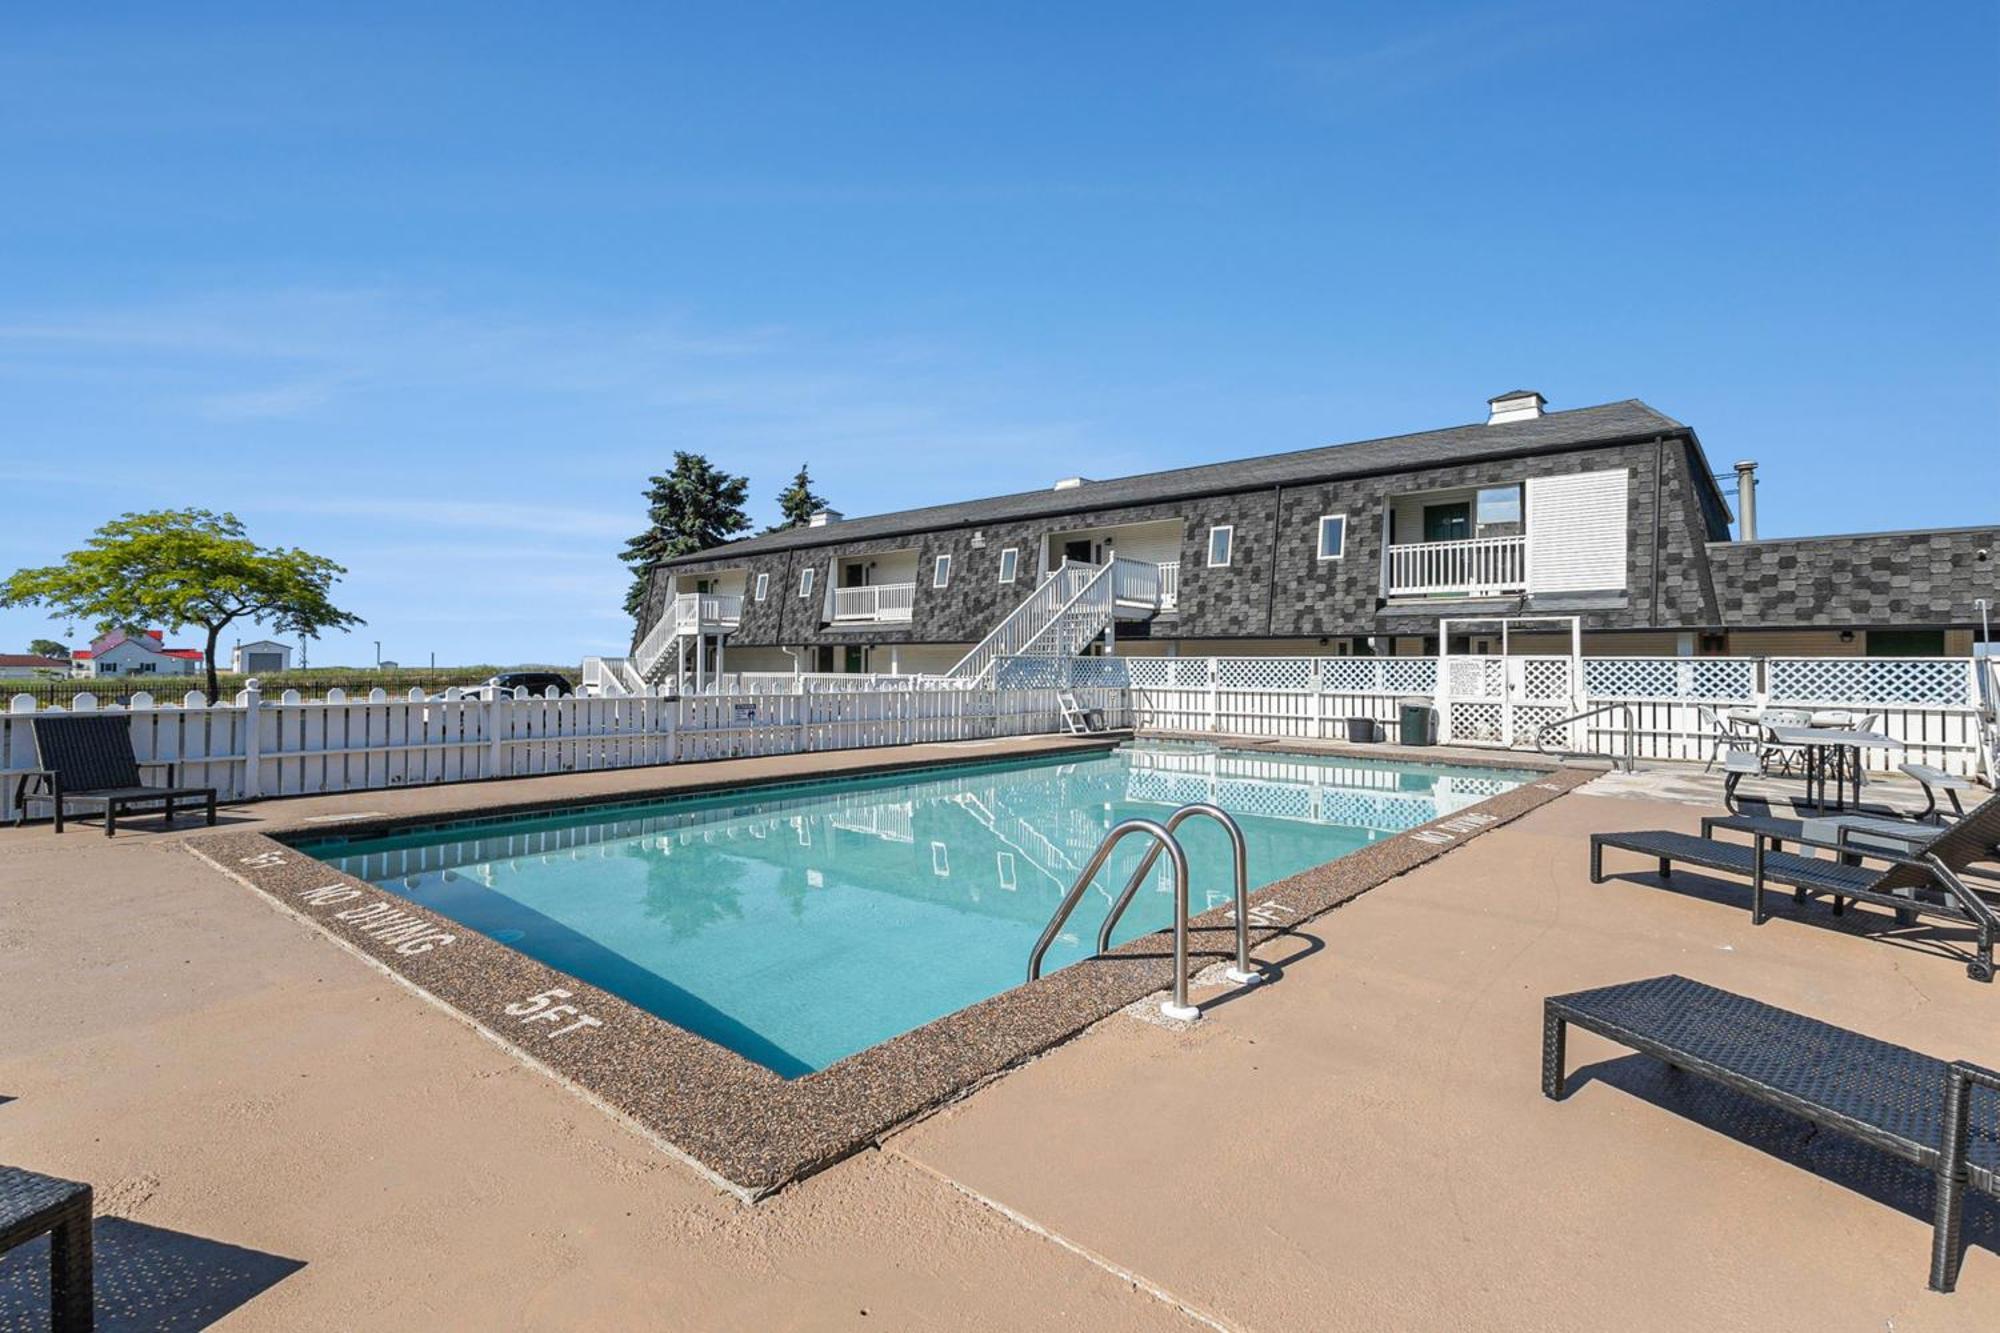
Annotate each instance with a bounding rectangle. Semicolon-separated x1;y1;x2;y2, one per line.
1542;975;1998;1293
1055;690;1107;736
1756;708;1814;775
1;1164;93;1331
11;714;217;837
1589;793;2000;981
1695;704;1758;773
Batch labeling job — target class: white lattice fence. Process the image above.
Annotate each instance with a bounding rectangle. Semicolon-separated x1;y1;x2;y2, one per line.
1126;653;1994;776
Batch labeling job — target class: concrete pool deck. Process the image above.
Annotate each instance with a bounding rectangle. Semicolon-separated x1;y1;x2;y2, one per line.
2;745;1996;1328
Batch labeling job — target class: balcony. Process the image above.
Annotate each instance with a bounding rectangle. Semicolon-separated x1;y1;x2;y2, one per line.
1385;535;1527;598
830;582;916;624
672;592;743;631
1111;559;1180;612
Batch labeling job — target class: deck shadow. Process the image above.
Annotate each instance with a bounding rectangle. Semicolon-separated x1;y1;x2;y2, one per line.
1566;1052;1997;1267
1595;866;1983;974
0;1217;303;1331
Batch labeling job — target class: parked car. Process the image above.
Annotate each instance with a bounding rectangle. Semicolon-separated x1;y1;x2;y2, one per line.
470;671;575;699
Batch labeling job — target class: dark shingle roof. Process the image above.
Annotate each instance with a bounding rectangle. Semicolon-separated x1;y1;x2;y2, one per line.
665;398;1688;566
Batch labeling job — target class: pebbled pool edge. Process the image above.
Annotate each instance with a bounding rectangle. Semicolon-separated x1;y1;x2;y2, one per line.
184;751;1596;1197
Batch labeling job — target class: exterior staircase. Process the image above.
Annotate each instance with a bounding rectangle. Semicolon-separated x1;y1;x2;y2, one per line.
631;593;743;692
945;559;1167;685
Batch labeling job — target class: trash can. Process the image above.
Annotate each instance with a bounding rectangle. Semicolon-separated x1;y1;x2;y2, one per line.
1398;698;1437;746
1346;715;1378;743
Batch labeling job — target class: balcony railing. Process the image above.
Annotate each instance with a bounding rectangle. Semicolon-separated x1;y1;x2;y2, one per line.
675;593;743;629
1109;557;1180;611
1386;535;1527;597
831;581;916;623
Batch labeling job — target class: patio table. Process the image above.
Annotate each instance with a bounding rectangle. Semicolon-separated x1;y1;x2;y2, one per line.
1769;726;1905;812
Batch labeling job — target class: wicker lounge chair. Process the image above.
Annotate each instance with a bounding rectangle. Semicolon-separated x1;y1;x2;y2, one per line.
11;714;217;837
1543;975;1997;1293
1589;795;2000;981
1;1164;93;1330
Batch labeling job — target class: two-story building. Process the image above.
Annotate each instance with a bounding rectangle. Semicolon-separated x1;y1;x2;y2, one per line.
69;629;206;678
632;391;1998;686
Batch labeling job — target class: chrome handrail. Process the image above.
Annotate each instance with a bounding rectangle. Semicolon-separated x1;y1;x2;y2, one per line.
1535;701;1638;773
1026;817;1202;1019
1093;803;1257;986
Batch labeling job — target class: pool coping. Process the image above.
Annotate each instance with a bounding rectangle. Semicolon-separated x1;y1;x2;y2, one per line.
185;742;1595;1199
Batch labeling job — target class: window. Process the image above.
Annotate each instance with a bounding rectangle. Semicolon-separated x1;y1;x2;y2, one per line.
1316;514;1347;561
997;547;1019;584
1476;485;1522;526
798;566;816;598
1207;525;1234;568
754;572;769;601
931;842;951;877
933;554;952;588
1866;629;1945;657
996;851;1017;891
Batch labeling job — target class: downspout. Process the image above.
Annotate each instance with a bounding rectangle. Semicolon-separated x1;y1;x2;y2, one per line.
1264;484;1283;638
1648;435;1664;629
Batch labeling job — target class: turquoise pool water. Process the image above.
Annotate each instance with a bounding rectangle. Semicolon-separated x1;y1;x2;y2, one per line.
300;745;1533;1077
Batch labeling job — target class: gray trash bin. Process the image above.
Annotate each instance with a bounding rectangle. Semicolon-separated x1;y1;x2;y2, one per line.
1346;715;1377;743
1398;698;1437;746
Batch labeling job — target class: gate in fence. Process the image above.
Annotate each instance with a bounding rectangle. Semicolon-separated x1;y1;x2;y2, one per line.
1435;615;1584;749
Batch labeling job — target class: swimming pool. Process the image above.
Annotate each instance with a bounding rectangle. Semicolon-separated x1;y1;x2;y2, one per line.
298;744;1536;1077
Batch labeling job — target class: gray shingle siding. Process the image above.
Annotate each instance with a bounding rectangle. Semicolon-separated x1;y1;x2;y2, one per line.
1709;527;2000;628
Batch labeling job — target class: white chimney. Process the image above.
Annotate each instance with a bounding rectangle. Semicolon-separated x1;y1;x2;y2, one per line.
1051;476;1090;491
1486;389;1546;424
807;508;843;527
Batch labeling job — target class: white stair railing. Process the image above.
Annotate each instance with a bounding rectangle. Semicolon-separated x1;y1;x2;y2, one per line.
945;561;1105;683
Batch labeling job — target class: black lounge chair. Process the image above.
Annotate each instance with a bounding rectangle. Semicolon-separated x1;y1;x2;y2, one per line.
1;1164;93;1330
1589;796;2000;981
11;714;217;837
1543;975;1998;1293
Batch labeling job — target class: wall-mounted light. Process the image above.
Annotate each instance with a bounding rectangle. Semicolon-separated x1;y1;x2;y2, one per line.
1838;629;1855;643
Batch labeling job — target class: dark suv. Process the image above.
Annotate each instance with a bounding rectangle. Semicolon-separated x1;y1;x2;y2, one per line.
480;671;574;698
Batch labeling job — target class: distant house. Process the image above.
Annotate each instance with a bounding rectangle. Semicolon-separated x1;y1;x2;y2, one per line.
0;654;69;679
69;629;205;678
230;640;293;675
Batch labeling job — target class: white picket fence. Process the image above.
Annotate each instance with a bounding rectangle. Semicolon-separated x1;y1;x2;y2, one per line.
1113;655;1997;779
0;681;1128;822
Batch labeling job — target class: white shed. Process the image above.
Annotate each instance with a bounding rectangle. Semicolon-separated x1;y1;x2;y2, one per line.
232;640;294;675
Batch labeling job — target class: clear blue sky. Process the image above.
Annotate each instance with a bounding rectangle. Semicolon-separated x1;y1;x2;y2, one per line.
3;3;1994;666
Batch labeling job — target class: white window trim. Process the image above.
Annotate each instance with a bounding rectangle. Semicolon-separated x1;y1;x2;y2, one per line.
1207;524;1234;568
1317;513;1347;561
997;547;1019;584
754;572;769;601
933;554;952;588
931;841;950;877
798;567;815;598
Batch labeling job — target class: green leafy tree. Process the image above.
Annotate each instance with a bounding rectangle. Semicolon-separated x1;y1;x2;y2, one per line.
26;638;68;660
766;463;829;533
620;452;751;618
1;509;364;702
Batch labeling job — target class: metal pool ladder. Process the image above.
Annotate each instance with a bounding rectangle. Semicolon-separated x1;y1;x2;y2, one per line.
1026;804;1261;1021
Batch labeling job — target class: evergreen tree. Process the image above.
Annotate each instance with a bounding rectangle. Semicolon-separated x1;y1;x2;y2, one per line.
620;452;752;617
767;463;829;533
